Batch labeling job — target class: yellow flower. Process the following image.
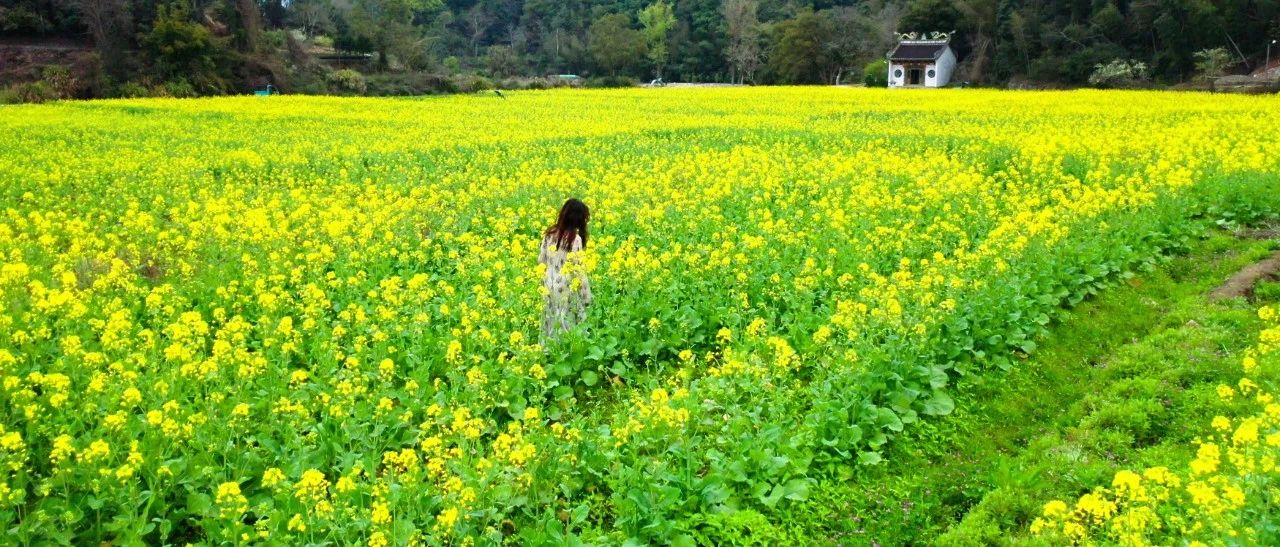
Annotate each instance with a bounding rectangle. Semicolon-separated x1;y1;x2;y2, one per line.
371;501;391;525
436;506;459;531
1042;499;1068;519
262;467;286;488
215;482;248;518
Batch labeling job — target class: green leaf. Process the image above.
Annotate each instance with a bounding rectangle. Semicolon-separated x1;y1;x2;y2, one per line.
580;370;599;386
922;391;955;416
858;451;883;465
928;366;949;389
780;478;810;501
876;407;903;432
185;492;211;516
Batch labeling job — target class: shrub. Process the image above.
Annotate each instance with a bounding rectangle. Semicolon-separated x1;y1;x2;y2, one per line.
1193;47;1234;82
863;59;888;87
1088;59;1149;88
312;35;334;49
443;56;462;75
0;87;20;105
158;79;198;98
453;74;494;93
114;81;152;98
585;75;637;88
365;73;457;96
15;81;59;104
142;3;227;93
326;69;367;94
484;45;522;78
41;65;77;98
261;29;287;51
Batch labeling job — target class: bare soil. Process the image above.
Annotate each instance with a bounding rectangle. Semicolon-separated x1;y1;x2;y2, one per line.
1209;249;1280;301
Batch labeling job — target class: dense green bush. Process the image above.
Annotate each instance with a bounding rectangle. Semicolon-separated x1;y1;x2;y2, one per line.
156;79;198;98
0;87;21;105
585;75;637;88
366;73;456;96
141;3;229;93
863;59;888;87
40;65;77;98
326;69;367;94
114;81;152;98
15;81;59;103
453;74;494;93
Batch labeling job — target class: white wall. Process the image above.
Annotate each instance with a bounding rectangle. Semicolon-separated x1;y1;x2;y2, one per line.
934;48;957;87
888;46;958;88
888;62;905;87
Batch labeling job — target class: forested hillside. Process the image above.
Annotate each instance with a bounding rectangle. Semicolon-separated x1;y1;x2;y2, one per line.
2;0;1278;99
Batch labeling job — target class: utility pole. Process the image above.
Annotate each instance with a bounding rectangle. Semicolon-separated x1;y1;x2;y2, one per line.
1268;40;1277;73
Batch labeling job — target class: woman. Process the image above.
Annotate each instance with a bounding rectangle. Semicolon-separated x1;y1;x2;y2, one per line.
539;198;593;342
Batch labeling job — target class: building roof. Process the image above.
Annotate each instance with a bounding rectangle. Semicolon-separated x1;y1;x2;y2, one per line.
888;42;949;62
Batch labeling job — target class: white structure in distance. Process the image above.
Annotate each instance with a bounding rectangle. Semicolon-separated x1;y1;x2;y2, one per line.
887;32;958;88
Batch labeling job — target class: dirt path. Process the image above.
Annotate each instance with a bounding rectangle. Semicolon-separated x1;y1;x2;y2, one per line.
1210;249;1280;300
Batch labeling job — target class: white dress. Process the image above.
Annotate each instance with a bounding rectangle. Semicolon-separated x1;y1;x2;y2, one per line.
538;233;592;341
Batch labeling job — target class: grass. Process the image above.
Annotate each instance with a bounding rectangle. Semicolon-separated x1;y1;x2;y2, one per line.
708;231;1280;546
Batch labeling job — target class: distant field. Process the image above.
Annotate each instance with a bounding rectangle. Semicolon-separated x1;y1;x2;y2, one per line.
1;88;1278;544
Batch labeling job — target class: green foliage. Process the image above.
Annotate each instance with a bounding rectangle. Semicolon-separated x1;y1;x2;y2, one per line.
484;45;522;79
584;75;636;88
638;1;676;79
7;0;1280;92
443;56;462;75
113;81;153;98
261;29;287;50
326;68;368;94
0;87;19;105
1088;59;1150;88
1257;280;1280;302
1193;47;1235;82
686;509;792;546
156;79;198;98
589;13;647;77
767;9;837;84
142;3;229;93
14;81;59;103
863;59;889;87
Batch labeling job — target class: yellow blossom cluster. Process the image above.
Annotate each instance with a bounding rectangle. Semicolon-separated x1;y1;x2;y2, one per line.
1032;306;1280;544
0;88;1277;543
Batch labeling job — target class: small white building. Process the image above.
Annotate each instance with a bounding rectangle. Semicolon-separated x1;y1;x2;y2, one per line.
887;32;958;88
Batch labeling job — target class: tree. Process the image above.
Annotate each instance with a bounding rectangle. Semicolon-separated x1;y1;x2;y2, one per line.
588;13;646;76
75;0;131;77
1088;58;1149;88
485;44;522;78
233;0;262;51
768;9;837;84
821;7;892;85
863;58;888;86
638;1;676;80
1193;47;1234;81
722;0;761;84
900;0;961;35
290;0;335;38
142;3;227;92
345;0;444;70
463;4;493;59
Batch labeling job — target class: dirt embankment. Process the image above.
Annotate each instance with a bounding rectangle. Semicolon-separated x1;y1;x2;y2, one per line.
1210;227;1280;301
0;42;96;84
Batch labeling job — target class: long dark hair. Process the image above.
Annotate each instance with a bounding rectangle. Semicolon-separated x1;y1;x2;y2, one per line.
545;198;589;251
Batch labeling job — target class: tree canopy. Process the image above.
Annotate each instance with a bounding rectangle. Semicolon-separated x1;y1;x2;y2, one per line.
1;0;1277;94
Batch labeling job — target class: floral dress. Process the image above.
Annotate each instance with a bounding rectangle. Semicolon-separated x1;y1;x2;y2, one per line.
538;233;592;342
